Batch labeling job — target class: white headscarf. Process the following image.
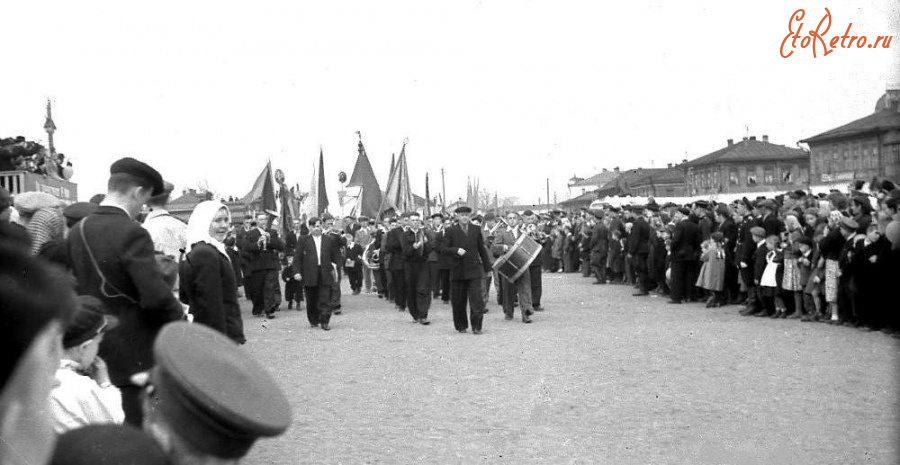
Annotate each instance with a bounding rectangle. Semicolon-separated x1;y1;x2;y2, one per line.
186;201;231;260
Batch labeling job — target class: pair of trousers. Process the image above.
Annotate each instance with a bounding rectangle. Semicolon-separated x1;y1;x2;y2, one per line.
347;266;362;292
670;260;696;303
482;273;492;307
581;257;592;277
739;266;759;310
250;269;280;315
405;261;432;320
528;265;542;308
451;278;485;331
363;266;372;292
435;269;450;301
501;271;533;319
304;275;334;325
328;267;342;309
391;269;407;309
632;253;649;293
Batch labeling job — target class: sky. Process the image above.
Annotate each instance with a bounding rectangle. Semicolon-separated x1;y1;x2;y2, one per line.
2;0;899;209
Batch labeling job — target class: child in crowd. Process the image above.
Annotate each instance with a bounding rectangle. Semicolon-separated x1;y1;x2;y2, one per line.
344;233;364;295
697;232;726;307
794;236;818;321
757;235;783;317
781;215;805;318
741;226;767;316
608;229;624;284
51;296;124;434
281;255;301;310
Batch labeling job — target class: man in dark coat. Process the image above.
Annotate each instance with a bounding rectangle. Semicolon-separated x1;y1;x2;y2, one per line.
627;207;652;295
386;215;408;311
67;157;184;426
590;213;609;284
284;219;309;258
235;214;255;299
323;214;346;313
715;205;740;304
439;206;493;334
668;207;702;304
293;217;342;330
522;210;546;311
402;212;434;324
244;212;284;318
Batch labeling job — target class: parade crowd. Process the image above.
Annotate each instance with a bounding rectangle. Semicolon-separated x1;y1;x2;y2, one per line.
2;154;899;464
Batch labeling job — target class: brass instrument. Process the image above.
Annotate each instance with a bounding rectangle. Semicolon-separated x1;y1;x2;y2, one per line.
362;242;381;270
526;223;548;243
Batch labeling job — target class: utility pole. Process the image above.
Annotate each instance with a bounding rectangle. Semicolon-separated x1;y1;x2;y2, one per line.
546;178;550;209
441;168;447;213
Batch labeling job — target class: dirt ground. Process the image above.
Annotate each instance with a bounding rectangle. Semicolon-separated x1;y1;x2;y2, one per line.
239;272;900;464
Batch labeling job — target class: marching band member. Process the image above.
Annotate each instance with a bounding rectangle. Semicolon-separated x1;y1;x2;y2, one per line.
491;212;535;323
439;206;492;334
521;210;546;312
401;212;433;325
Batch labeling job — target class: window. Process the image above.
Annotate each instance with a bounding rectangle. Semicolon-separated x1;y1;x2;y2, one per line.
764;166;775;184
747;173;758;186
782;168;792;183
729;168;740;186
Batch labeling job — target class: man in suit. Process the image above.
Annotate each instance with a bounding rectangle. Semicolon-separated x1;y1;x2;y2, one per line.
244;212;284;318
293;217;342;330
628;207;652;295
386;214;408;312
521;210;546;312
491;211;534;323
440;206;493;334
67;157;184;426
668;207;702;304
323;214;346;314
425;213;443;300
431;214;452;304
401;212;433;325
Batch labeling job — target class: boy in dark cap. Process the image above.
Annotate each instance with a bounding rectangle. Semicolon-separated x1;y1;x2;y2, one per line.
66;157;184;427
51;296;124;433
141;322;291;463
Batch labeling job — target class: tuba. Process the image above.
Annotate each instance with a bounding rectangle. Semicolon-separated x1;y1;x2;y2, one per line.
362;242;381;270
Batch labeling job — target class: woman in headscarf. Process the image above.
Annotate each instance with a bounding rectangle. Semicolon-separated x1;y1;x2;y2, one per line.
179;201;245;344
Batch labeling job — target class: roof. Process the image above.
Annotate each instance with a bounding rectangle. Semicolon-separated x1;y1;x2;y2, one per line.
559;191;595;206
801;108;900;144
570;170;619;188
630;166;685;187
168;191;208;206
683;139;807;168
597;167;668;194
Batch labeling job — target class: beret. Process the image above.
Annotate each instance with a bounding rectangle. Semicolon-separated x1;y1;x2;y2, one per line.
430;213;444;219
455;206;472;214
63;295;117;349
151;322;292;459
522;209;534;216
50;424;171;465
110;157;166;196
750;226;766;237
839;216;859;230
795;235;813;247
13;191;63;214
62;202;98;223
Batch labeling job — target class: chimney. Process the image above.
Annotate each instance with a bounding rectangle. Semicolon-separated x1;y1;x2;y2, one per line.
762;135;768;143
614;167;620;173
602;168;608;172
727;139;733;146
749;136;756;141
742;136;749;141
682;158;688;164
667;162;673;169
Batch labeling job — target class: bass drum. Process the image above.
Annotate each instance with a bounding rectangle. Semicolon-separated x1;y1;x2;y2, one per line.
492;234;542;282
362;242;381;270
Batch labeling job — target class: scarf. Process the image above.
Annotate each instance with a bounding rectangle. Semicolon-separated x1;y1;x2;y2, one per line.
186;201;231;261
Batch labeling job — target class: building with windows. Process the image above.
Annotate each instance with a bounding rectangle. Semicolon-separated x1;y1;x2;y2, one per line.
681;136;809;196
566;168;620;199
800;88;900;190
628;164;687;197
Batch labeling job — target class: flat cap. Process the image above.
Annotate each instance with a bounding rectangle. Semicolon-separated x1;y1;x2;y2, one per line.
693;200;710;208
357;215;369;222
455;206;472;214
151;322;292;459
13;191;63;214
839;216;859;231
62;202;98;224
430;212;444;219
110;157;166;196
750;226;766;237
50;424;171;465
522;209;534;216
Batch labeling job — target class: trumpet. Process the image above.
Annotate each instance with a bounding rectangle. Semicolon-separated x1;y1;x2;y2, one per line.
526;223;548;242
